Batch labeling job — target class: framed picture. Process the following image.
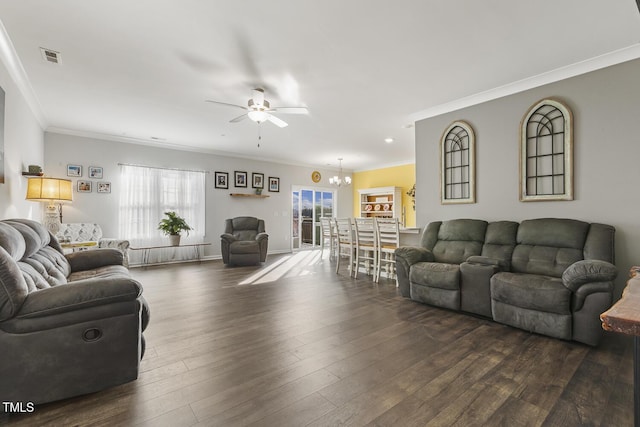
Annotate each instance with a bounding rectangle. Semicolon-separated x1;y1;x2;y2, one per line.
88;166;103;179
252;172;264;189
67;164;82;177
520;98;573;201
440;120;476;204
77;180;92;193
97;181;111;193
215;171;228;189
234;171;247;188
268;176;280;192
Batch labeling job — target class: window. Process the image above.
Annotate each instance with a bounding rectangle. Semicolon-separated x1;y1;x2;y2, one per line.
441;121;476;204
520;98;573;201
119;164;206;261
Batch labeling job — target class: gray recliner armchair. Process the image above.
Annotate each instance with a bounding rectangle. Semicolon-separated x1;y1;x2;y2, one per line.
220;216;268;265
0;219;149;406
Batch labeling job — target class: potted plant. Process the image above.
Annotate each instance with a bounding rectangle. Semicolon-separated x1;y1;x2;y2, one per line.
158;211;192;246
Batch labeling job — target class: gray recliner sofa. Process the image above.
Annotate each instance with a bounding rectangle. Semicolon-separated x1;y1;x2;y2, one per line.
0;219;150;406
220;216;268;265
395;218;617;346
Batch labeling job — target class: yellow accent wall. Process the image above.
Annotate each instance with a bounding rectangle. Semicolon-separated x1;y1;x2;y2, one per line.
352;163;416;227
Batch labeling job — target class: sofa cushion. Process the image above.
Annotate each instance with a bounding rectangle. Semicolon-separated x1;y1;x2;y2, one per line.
0;221;73;321
511;219;590;277
430;219;487;264
517;219;589;249
0;223;26;260
438;219;487;242
481;221;518;267
229;240;260;254
491;272;571;315
511;245;583;278
410;262;460;290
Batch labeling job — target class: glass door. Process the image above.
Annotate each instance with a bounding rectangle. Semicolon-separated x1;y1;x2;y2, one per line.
292;186;335;251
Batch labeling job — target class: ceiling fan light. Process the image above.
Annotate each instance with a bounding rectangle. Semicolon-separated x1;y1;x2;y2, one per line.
248;110;268;123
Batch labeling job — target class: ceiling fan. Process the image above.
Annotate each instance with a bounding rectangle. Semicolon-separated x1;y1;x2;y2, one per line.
206;88;308;128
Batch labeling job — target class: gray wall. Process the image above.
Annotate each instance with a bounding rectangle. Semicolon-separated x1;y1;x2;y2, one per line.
44;132;353;257
415;57;640;296
0;58;44;219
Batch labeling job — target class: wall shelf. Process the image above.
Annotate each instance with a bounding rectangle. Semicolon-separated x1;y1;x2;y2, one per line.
230;193;270;198
358;186;402;219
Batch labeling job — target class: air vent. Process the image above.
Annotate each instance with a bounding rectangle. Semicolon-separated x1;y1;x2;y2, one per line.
40;47;61;64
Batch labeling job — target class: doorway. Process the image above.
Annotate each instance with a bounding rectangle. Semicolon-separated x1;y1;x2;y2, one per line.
292;186;336;251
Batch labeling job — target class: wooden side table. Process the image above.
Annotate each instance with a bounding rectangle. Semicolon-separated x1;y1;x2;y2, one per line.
601;266;640;427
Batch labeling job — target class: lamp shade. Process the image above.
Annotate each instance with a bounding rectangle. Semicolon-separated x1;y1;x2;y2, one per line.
26;177;73;202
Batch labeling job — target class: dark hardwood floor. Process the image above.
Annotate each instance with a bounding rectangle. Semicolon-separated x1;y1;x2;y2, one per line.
2;251;634;426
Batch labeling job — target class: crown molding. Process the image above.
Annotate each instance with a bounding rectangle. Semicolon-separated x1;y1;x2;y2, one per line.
409;43;640;123
354;160;415;173
0;20;47;128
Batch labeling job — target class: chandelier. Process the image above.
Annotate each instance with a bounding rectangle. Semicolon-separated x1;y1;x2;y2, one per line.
329;158;351;187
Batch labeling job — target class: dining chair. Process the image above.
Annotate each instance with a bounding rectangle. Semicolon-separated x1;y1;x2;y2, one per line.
375;217;400;283
320;217;337;260
353;217;377;279
334;218;354;275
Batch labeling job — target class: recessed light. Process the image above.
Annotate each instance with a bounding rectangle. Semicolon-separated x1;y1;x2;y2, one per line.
384;138;394;143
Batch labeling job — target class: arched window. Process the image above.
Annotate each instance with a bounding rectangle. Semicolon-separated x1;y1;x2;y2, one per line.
441;121;475;204
520;98;573;201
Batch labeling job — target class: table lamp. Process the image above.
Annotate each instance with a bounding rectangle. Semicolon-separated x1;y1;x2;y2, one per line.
25;177;73;234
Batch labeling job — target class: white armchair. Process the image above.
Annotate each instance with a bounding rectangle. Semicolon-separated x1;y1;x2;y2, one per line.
56;223;130;267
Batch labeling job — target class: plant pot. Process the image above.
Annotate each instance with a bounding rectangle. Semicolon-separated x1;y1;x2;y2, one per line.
169;235;181;246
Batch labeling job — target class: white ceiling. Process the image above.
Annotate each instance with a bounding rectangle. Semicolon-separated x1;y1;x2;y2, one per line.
0;1;639;171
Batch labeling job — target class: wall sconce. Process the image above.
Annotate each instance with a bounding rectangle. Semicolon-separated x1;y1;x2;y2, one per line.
25;177;73;234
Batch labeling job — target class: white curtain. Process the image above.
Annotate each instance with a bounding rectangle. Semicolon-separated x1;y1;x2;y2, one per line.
119;164;206;264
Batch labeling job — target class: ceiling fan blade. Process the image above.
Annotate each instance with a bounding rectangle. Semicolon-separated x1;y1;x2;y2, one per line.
205;100;247;111
270;106;309;115
266;114;288;128
230;114;248;123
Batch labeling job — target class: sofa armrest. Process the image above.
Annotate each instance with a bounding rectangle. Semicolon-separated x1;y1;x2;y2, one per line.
465;255;510;271
220;233;237;243
14;277;142;320
99;238;130;251
256;232;268;242
562;259;618;292
66;248;124;272
395;246;434;298
571;281;614;312
99;239;131;268
395;246;434;265
1;277;145;334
